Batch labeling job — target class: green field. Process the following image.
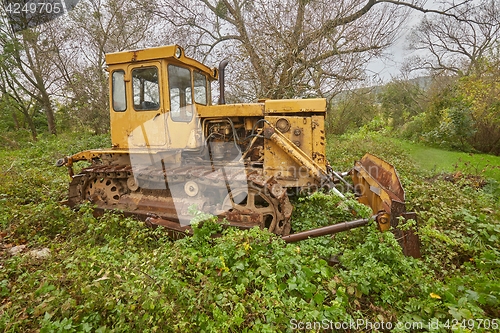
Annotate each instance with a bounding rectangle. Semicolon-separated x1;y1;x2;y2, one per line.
0;131;498;332
397;140;500;182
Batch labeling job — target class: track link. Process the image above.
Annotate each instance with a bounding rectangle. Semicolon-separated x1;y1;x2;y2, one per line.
68;163;292;236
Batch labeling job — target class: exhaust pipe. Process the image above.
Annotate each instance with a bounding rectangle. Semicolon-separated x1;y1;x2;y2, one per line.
218;60;229;105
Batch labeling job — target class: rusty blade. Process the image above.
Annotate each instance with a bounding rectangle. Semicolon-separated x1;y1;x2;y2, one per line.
357;153;405;202
352;154;421;258
398;212;421;258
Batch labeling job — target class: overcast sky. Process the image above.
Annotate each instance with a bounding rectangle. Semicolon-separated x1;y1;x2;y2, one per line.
366;10;425;82
365;0;455;82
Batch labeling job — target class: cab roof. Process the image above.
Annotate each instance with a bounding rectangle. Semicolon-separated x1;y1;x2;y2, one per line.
105;45;218;80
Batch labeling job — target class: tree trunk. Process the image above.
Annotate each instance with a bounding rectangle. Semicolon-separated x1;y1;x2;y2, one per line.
20;106;38;141
11;112;19;130
41;93;57;135
26;114;38;141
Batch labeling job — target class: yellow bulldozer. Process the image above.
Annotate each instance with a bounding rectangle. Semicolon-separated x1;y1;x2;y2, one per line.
56;45;420;257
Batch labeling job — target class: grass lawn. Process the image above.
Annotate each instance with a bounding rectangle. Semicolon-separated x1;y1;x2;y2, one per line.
396;140;500;182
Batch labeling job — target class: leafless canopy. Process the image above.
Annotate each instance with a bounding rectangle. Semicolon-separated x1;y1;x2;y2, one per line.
0;0;488;137
153;0;479;101
407;0;500;76
154;0;416;101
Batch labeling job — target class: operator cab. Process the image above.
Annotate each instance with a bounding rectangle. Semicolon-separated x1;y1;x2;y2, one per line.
105;45;218;149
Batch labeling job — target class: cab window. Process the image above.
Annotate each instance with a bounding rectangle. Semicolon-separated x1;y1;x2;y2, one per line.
168;64;193;122
194;70;208;105
132;67;160;111
112;70;126;112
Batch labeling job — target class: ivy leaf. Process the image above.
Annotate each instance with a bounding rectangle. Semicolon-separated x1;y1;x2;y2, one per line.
233;262;245;271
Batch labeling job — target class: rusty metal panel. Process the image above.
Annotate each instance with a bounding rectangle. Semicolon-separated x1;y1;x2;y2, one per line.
225;211;263;226
109;60;168;149
358;153;405;202
390;201;421;258
106;45;179;64
351;153;406;215
311;115;326;170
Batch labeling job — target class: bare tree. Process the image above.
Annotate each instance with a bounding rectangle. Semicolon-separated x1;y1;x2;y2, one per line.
0;17;61;135
54;0;157;133
152;0;475;102
0;67;38;140
407;0;500;76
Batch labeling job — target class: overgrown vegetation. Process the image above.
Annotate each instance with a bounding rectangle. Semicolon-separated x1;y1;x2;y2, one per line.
0;131;498;332
0;1;498;330
400;72;500;155
328;57;500;156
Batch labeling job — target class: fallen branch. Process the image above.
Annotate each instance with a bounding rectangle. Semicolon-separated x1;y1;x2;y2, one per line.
4;161;16;174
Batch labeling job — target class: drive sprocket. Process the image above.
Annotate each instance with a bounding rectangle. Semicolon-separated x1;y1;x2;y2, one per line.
222;175;292;236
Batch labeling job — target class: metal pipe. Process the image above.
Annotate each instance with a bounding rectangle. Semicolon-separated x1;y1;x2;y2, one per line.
218;60;229;105
281;217;371;243
330;169;352;190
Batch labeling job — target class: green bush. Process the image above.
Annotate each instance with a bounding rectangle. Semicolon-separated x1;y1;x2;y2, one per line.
326;89;379;135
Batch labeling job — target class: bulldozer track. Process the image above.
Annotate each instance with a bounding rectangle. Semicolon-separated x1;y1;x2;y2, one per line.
68;162;292;236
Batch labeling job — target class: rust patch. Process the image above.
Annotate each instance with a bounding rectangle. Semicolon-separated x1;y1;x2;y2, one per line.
263;127;275;139
358;154;405;201
248;174;267;187
226;211;262;224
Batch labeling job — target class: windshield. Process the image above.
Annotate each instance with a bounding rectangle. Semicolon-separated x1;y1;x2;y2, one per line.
132;67;160;111
193;70;208;105
168;64;194;122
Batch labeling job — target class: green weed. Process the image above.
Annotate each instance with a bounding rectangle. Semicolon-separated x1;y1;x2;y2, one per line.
0;130;498;332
